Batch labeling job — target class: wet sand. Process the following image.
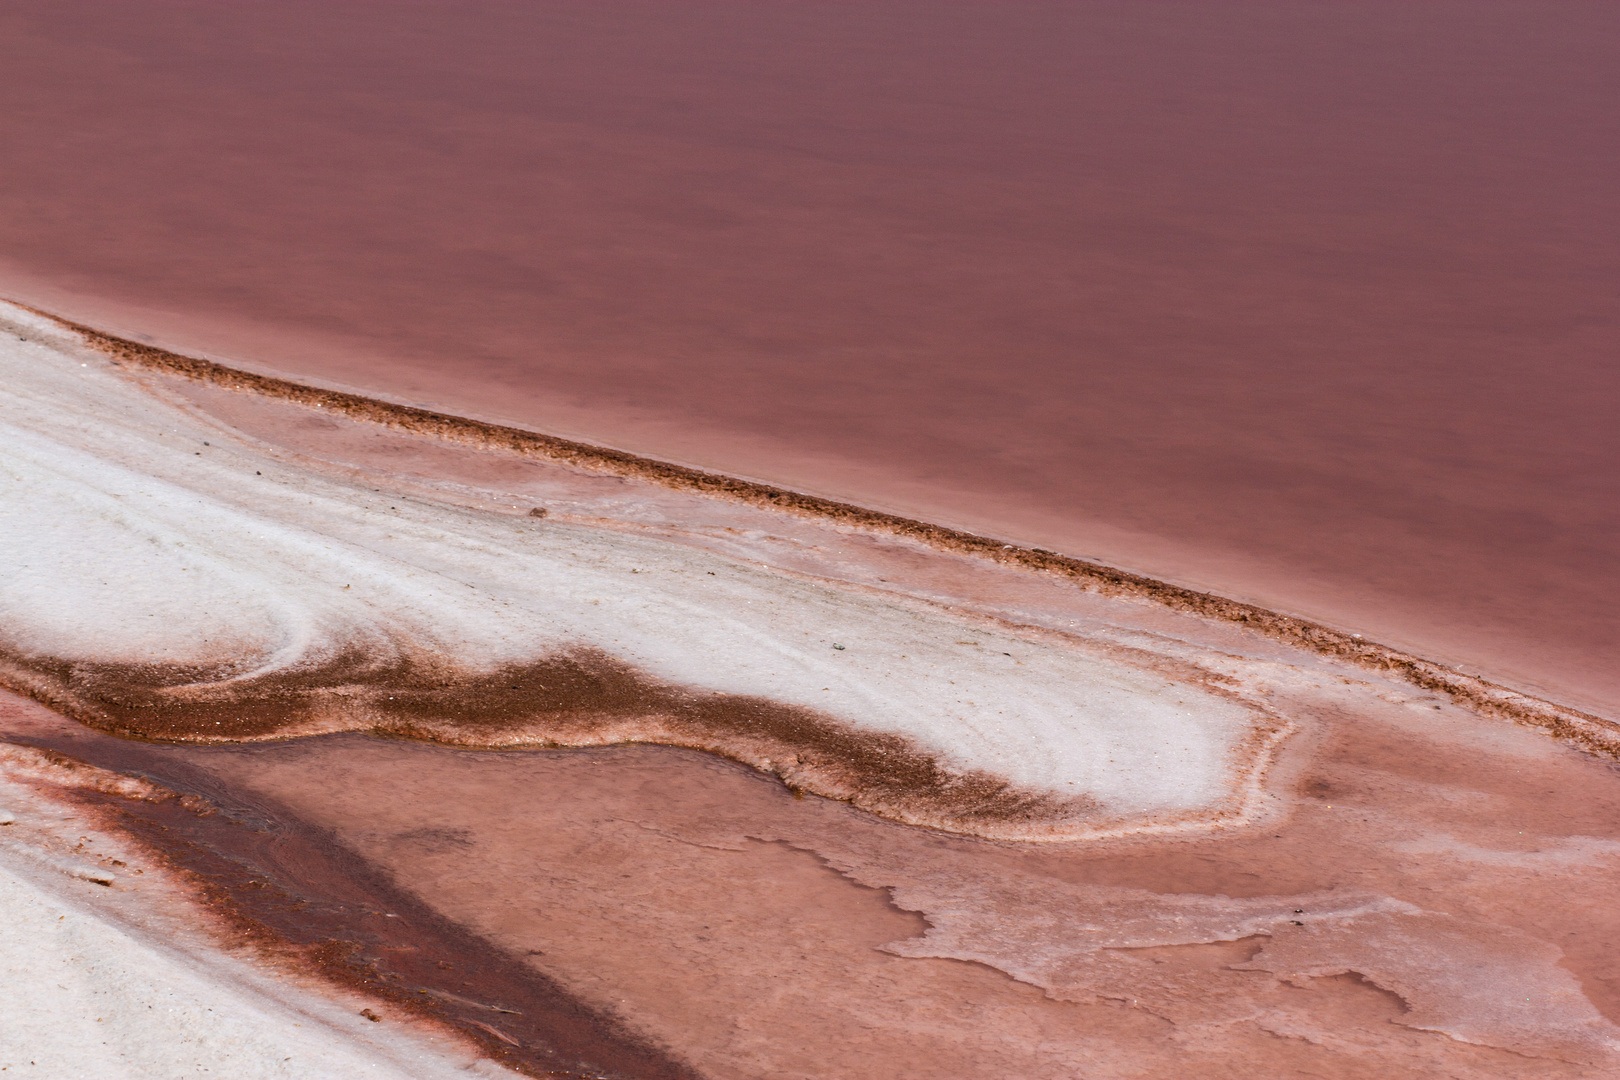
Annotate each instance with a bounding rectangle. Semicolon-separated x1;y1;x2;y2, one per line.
0;1;1616;717
0;705;694;1079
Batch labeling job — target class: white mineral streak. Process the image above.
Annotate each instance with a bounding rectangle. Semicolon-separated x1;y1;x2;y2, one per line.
845;849;1620;1065
0;301;1274;832
1234;910;1620;1061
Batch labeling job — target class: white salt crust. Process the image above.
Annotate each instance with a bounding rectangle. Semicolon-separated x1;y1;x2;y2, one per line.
878;873;1620;1062
699;823;1620;1069
0;302;1272;828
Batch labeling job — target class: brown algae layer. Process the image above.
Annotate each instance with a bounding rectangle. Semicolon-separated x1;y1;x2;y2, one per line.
0;647;1116;840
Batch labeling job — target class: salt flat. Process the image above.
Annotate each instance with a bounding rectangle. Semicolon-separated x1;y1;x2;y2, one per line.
6;298;1620;1077
0;300;1280;840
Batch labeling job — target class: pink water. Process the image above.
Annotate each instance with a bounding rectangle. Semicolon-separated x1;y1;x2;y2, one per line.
2;1;1615;713
3;14;1620;1070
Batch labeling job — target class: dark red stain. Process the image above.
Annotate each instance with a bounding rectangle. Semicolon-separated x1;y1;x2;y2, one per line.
11;728;701;1080
0;2;1615;709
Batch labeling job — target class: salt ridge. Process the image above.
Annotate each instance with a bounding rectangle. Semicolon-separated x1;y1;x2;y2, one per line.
0;302;1279;838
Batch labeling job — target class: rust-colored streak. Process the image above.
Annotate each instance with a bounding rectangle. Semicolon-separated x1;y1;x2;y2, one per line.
11;731;702;1080
2;646;1096;837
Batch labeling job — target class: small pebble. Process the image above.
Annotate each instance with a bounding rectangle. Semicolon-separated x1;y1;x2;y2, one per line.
0;808;16;825
528;507;548;518
67;863;115;886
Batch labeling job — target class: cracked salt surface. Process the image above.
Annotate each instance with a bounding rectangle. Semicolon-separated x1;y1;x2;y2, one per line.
871;866;1620;1062
0;301;1279;837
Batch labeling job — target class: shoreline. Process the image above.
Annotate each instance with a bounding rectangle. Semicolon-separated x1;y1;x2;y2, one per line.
0;303;1290;844
9;295;1620;1075
11;297;1616;764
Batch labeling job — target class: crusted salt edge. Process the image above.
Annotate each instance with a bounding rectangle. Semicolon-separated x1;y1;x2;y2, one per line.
0;742;176;803
0;307;1300;840
0;418;1260;815
871;867;1620;1062
7;299;1616;761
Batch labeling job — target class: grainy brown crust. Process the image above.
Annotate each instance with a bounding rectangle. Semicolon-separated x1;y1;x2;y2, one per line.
10;300;1620;759
0;647;1108;839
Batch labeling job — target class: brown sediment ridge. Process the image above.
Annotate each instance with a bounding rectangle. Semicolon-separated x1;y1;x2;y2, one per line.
13;301;1620;760
0;647;1106;840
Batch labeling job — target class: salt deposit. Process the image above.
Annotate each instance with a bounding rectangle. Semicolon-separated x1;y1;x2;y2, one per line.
0;301;1282;839
6;297;1620;1075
